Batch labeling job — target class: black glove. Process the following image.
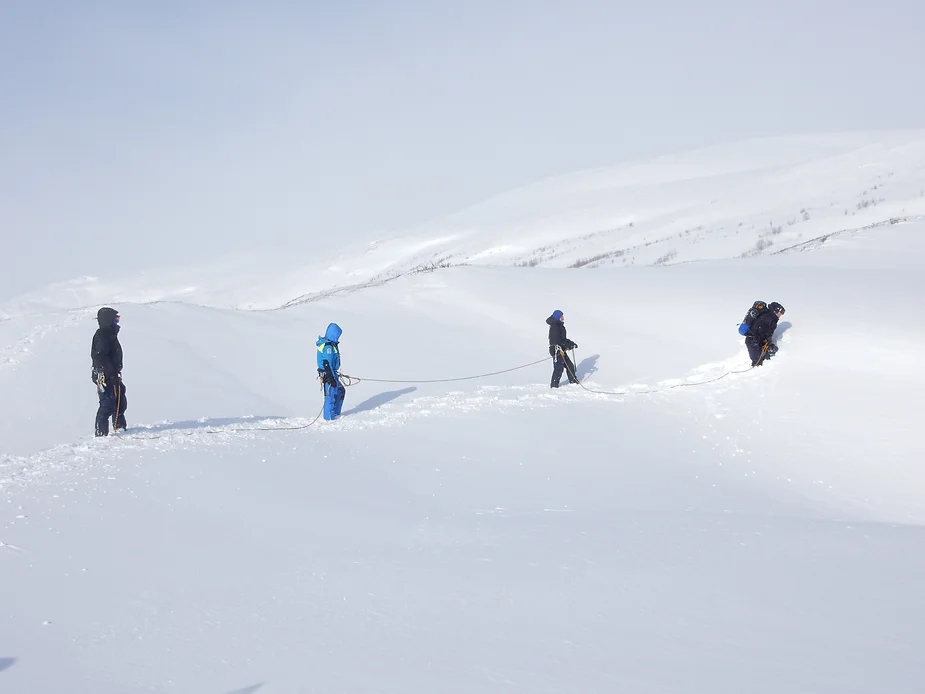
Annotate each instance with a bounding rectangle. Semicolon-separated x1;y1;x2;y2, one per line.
570;342;578;350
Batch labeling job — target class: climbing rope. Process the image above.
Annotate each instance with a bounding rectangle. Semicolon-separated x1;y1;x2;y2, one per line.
338;357;550;385
103;347;768;442
345;348;760;398
755;340;771;367
559;346;758;397
113;380;121;431
208;401;327;434
112;402;328;441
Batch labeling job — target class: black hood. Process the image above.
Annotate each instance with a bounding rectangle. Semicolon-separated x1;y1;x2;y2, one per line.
97;307;119;330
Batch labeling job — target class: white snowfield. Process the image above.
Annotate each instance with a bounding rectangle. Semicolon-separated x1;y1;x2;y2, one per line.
2;133;924;693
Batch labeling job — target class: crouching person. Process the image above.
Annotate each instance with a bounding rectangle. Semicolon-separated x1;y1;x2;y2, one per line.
739;301;785;366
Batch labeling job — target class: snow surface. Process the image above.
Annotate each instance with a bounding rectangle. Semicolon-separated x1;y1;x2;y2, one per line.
2;134;925;693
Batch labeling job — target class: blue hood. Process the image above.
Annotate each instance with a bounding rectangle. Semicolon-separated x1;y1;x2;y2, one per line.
317;322;342;345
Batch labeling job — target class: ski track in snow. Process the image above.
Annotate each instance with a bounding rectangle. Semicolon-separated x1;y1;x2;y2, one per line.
0;308;93;370
0;353;763;492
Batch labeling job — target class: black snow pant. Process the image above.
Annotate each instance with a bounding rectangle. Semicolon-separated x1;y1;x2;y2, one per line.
550;348;578;387
96;380;127;436
746;338;778;367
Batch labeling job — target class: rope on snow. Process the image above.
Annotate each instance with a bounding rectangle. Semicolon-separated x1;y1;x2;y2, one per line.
111;347;767;440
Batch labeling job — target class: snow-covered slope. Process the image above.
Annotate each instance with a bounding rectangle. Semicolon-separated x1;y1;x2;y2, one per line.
2;136;924;693
3;131;924;315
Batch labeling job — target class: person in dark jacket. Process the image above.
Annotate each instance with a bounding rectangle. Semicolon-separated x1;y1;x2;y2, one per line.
91;306;127;436
744;301;785;366
546;309;579;387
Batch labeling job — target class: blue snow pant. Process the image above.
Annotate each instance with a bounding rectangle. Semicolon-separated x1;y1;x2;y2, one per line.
323;381;345;420
96;380;127;436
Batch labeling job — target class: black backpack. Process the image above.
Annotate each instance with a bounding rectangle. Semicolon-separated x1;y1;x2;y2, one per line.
738;300;767;336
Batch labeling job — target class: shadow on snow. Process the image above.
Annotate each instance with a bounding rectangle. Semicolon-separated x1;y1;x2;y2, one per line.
342;387;417;416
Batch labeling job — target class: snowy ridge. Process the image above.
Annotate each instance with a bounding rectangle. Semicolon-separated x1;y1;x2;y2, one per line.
2;131;924;315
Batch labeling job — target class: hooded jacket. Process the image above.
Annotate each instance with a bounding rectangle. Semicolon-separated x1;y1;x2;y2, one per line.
316;323;343;380
91;307;123;379
546;312;576;354
745;308;779;343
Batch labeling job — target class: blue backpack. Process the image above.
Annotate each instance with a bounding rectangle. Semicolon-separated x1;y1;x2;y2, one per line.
738;300;767;336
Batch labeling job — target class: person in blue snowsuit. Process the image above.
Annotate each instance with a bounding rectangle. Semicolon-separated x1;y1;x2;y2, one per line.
316;323;345;420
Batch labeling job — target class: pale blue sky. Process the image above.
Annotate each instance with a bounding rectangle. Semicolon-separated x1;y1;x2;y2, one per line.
2;0;922;297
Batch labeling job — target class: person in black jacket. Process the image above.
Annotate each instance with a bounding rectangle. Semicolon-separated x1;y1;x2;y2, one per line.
546;309;579;387
91;306;127;436
744;301;785;366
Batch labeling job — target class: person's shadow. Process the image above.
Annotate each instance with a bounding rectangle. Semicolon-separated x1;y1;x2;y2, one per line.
774;320;792;342
0;658;15;673
342;387;416;416
575;354;600;381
